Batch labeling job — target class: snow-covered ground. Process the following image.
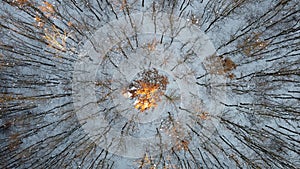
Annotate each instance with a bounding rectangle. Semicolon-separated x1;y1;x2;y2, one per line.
0;0;299;168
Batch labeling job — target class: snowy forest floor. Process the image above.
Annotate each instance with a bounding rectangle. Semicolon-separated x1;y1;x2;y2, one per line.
0;0;299;168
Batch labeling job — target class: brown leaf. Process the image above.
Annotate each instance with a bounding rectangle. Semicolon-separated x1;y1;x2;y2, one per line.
147;38;158;51
12;0;29;7
39;1;55;18
228;73;236;79
174;139;190;151
198;112;210;120
223;57;237;72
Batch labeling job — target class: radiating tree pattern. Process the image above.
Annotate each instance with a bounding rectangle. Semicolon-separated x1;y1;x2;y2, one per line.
0;0;299;168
